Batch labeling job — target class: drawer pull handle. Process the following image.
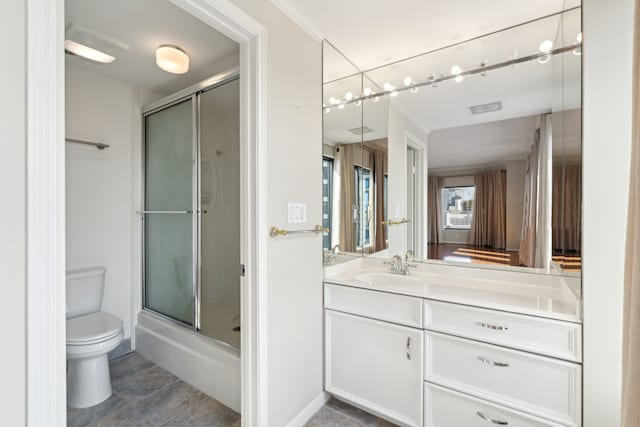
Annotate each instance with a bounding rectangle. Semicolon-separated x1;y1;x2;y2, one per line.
406;337;411;360
477;411;508;425
477;321;509;331
478;356;509;367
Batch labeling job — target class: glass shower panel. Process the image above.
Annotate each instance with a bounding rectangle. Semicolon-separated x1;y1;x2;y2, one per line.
144;98;195;325
198;79;241;348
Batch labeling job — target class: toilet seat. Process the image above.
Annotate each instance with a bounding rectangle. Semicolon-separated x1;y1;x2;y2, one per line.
67;312;123;345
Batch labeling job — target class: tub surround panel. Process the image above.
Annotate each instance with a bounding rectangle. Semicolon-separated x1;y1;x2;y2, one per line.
135;311;240;412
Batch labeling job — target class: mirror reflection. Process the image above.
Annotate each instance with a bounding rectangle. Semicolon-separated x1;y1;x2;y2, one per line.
322;8;582;280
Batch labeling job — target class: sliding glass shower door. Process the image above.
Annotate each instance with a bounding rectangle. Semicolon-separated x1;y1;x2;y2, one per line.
142;76;241;349
144;97;196;326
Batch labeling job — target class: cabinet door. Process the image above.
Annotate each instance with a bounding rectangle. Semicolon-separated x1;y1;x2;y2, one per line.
325;309;423;427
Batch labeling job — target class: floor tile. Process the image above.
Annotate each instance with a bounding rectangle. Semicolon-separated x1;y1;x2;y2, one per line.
110;352;155;382
112;365;179;402
327;398;397;426
90;405;154;427
67;393;127;427
135;380;209;425
305;406;361;427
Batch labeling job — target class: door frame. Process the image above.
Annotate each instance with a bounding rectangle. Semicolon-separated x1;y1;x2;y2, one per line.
405;131;428;260
25;0;268;425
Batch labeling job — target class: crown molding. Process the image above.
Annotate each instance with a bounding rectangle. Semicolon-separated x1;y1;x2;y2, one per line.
270;0;325;41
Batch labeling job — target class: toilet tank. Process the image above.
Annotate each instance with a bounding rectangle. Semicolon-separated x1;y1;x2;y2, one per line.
66;266;107;319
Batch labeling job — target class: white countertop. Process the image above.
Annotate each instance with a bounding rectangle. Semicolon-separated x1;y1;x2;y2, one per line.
324;257;582;323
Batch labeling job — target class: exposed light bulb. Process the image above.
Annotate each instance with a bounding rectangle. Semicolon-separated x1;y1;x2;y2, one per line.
403;76;413;86
390;91;399;97
410;87;419;94
454;75;464;83
329;97;337;105
573;46;582;56
383;82;394;92
539;40;553;53
324;107;331;113
345;91;354;101
354;99;362;106
577;32;583;44
451;65;462;75
363;87;372;96
372;96;379;103
338;103;345;110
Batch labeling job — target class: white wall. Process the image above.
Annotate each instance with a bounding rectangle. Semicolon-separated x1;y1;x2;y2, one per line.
0;0;26;424
388;104;429;257
228;1;324;425
583;0;634;426
66;66;161;340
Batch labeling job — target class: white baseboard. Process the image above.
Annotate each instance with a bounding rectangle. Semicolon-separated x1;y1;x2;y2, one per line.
135;311;241;412
286;392;330;427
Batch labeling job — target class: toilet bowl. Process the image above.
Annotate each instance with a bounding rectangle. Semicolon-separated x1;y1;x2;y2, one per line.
67;312;123;408
66;267;124;408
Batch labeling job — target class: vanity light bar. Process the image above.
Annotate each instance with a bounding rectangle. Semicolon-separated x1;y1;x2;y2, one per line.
333;44;577;107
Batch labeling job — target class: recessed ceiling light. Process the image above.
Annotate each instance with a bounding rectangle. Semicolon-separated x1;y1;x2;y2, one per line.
155;45;190;74
65;40;115;63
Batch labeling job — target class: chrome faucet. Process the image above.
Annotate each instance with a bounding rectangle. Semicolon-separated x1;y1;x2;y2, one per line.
331;244;340;255
389;254;411;275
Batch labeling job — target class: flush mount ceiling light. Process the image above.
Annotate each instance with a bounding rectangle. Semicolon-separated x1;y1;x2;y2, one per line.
65;23;128;64
65;40;115;63
155;45;190;74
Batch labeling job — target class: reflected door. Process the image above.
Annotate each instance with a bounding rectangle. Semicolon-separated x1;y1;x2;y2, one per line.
143;97;196;326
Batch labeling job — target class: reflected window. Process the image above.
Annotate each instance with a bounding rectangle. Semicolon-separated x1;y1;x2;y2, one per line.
442;186;475;230
355;165;372;248
322;156;334;250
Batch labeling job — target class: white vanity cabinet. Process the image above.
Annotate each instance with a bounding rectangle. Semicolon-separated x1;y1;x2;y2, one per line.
324;284;424;426
323;280;583;427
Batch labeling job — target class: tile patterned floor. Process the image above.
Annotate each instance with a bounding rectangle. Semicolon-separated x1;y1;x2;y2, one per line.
67;352;240;427
305;398;397;427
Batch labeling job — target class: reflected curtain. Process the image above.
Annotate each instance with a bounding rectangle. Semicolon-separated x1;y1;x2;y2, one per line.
520;114;553;268
469;170;507;248
552;164;582;253
374;150;388;251
337;145;356;252
622;2;640;424
428;176;443;244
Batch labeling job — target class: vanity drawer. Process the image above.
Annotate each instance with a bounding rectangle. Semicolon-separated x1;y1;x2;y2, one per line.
424;332;581;426
424;382;565;427
423;300;582;362
325;283;422;327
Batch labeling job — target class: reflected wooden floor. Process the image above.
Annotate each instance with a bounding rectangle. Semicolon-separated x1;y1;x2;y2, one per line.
428;244;519;266
552;254;582;272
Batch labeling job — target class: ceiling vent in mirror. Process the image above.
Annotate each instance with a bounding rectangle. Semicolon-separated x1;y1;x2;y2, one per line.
348;126;373;135
65;23;128;64
469;101;502;115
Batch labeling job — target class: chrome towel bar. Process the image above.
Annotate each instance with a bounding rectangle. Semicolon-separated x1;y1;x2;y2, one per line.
66;137;110;150
381;218;410;226
270;224;329;237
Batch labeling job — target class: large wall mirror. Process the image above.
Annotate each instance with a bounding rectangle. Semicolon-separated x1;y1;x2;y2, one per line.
322;6;582;288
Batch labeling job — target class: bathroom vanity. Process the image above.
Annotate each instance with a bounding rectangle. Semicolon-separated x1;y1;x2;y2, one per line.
323;258;582;427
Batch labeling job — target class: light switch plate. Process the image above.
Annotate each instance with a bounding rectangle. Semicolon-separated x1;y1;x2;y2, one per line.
288;202;307;224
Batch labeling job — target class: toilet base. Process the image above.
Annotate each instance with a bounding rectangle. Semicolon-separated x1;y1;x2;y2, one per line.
67;354;112;408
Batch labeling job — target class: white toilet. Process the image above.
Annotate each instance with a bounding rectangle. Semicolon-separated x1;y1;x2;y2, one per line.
66;267;124;409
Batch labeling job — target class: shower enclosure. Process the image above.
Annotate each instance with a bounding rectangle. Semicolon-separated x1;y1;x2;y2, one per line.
141;72;240;350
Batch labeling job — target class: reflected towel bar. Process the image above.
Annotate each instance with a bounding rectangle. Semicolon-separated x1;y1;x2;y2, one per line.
381;218;410;226
270;224;329;237
66;137;110;150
